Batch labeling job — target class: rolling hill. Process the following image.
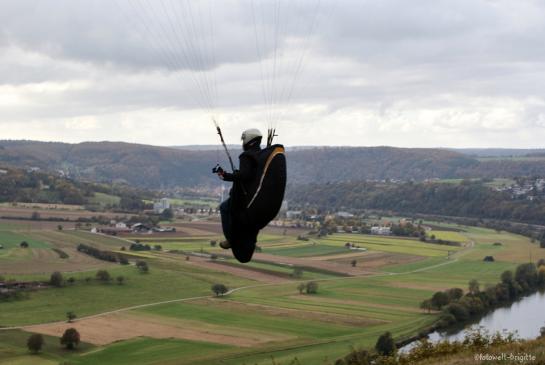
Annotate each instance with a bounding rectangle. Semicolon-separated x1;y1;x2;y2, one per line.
1;140;545;189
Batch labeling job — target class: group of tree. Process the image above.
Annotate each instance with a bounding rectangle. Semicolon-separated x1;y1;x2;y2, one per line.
335;327;523;365
96;270;111;282
420;261;545;330
0;162;157;211
129;242;152;251
49;270;124;287
296;281;319;294
26;328;81;354
77;243;128;264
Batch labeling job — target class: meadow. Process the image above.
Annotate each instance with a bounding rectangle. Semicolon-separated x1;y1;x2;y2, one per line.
0;214;541;365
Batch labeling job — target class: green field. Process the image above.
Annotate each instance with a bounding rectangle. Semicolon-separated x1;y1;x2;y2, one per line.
0;231;50;250
427;230;467;243
0;215;538;365
263;243;350;257
0;263;253;326
319;234;460;257
73;338;232;365
89;192;121;206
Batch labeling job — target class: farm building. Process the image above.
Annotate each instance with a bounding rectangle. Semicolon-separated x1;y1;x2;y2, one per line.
153;198;170;213
370;226;391;235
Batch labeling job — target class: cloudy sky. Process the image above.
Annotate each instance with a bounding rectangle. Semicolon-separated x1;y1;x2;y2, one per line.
1;0;545;148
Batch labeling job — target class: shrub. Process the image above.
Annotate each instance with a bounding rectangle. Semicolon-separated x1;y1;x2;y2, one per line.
297;283;306;294
437;313;456;328
136;260;149;273
60;328;80;349
444;303;469;322
375;331;396;356
306;281;318;294
446;288;464;301
66;311;76;323
468;279;480;295
50;271;64;287
116;276;125;285
211;283;228;296
27;333;44;353
96;270;111;282
430;291;449;309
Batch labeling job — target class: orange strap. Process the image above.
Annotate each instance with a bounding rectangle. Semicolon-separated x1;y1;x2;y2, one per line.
246;146;285;209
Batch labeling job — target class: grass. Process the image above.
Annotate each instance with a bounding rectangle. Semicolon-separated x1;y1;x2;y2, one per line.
427;230;467;243
0;330;94;365
319;234;460;257
263;243;350;257
0;231;50;250
216;258;341;280
0;218;541;365
0;263;253;327
139;300;362;340
460;226;545;263
72;337;232;365
89;192;121;206
59;230;129;249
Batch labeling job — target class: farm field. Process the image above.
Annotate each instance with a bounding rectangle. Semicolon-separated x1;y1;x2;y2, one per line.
0;213;540;365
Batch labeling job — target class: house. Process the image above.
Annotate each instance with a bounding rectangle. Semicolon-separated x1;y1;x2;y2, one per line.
370;226;391;235
335;211;354;219
153;198;170;213
286;210;302;219
115;222;127;229
132;223;152;233
152;226;176;233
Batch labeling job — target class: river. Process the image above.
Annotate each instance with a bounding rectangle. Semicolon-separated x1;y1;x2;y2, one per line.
401;291;545;352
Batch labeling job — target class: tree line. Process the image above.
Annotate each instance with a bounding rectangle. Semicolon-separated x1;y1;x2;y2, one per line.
76;244;129;265
287;179;545;226
421;260;545;330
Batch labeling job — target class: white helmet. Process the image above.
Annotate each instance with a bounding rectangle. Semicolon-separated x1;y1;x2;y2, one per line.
241;128;262;146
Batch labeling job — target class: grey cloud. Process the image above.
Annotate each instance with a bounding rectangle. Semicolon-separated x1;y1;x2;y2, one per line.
1;0;545;147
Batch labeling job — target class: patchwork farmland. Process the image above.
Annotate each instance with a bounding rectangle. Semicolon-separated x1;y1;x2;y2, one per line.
0;206;543;365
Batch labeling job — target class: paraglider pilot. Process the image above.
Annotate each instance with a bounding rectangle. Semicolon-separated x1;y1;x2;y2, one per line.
215;129;263;249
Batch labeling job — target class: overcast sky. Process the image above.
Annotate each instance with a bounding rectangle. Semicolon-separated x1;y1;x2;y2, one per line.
1;0;545;148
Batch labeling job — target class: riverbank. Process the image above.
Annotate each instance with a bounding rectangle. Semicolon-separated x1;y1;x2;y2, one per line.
407;336;545;365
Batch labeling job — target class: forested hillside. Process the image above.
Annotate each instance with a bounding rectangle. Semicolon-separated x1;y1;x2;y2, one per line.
1;141;545;189
286;180;545;225
0;166;155;209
